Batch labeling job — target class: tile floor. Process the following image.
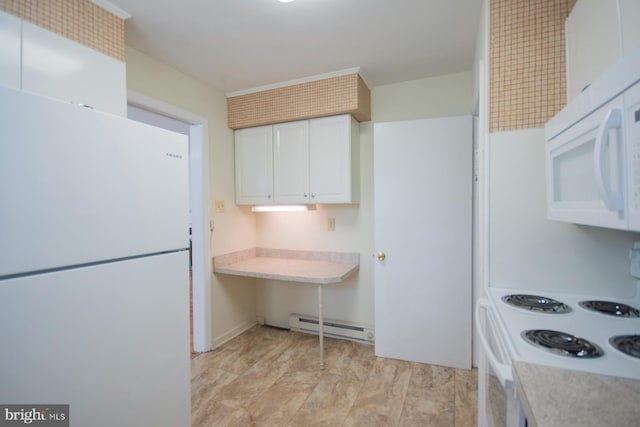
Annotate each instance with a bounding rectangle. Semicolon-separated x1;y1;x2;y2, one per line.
191;325;477;426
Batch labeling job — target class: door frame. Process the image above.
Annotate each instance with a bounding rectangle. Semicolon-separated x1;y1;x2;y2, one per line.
127;90;212;353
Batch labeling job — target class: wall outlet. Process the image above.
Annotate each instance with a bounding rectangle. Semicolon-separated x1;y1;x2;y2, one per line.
215;199;225;213
328;218;336;231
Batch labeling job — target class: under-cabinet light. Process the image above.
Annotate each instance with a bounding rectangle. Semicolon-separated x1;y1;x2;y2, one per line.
251;205;316;212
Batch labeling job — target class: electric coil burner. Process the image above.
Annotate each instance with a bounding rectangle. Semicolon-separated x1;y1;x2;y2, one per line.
502;294;571;313
522;329;604;358
578;300;640;317
609;335;640;359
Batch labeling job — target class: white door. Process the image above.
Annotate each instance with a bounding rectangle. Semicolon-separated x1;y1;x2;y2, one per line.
0;252;191;427
374;116;472;369
0;86;189;277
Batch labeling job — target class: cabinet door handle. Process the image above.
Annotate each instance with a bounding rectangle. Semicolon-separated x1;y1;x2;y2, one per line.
268;194;272;199
311;193;316;198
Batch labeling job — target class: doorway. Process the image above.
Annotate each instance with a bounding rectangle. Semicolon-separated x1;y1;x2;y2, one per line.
127;91;212;354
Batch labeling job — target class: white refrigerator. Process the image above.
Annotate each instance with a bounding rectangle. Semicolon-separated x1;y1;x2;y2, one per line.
0;86;191;426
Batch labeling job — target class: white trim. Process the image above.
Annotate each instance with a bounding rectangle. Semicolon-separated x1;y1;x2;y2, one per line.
226;67;362;98
88;0;131;19
127;89;213;353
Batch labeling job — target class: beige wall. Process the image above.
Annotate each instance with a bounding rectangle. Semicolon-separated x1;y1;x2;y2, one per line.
372;71;473;123
255;71;473;328
125;46;257;347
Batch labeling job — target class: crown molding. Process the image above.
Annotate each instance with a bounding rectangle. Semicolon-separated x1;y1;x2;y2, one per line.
226;67;364;98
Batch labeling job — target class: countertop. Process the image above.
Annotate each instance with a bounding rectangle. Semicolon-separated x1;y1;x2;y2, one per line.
212;248;359;284
513;361;640;427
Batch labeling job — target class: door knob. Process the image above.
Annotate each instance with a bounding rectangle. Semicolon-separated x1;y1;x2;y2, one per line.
377;252;386;261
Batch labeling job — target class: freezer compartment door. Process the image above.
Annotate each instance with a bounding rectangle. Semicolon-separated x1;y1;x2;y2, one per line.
0;251;191;427
0;86;189;277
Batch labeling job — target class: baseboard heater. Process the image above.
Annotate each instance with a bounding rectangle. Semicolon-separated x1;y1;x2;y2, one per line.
289;313;374;344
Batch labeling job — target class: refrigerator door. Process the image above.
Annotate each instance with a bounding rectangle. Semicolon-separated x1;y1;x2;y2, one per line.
0;86;189;277
0;251;191;427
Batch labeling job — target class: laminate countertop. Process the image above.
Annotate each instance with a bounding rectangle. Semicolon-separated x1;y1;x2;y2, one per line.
212;248;359;284
513;361;640;427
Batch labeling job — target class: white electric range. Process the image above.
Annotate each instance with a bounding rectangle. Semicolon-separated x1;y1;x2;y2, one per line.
487;285;640;380
477;283;640;427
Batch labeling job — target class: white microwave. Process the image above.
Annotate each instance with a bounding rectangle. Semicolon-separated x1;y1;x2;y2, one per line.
545;48;640;231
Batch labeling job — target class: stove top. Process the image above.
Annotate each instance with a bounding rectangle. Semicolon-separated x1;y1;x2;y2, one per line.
488;286;640;380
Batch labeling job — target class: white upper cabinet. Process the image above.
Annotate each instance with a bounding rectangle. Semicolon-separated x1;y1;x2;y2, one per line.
273;120;310;204
0;11;21;90
235;125;273;204
235;114;359;205
309;115;359;204
620;0;640;54
21;22;127;116
566;0;640;102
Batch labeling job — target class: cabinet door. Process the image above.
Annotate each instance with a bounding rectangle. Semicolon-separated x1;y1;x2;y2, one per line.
0;11;21;90
235;126;273;204
309;115;359;203
273;120;310;203
620;0;640;55
565;0;622;101
21;22;127;116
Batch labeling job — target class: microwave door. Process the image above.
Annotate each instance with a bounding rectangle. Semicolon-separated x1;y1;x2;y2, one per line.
546;96;626;230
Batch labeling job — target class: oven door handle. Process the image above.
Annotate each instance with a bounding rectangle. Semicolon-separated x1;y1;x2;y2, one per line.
476;299;513;388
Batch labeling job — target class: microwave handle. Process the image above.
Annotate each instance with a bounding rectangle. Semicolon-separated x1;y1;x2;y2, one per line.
475;299;512;388
594;108;624;211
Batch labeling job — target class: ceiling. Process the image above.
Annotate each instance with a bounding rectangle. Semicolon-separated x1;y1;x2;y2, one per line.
110;0;483;94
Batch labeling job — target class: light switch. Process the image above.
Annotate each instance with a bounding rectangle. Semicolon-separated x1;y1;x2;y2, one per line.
215;200;225;213
328;218;335;231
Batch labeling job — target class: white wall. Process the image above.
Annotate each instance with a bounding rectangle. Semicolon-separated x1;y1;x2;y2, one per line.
125;46;258;347
489;129;640;297
255;71;473;329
